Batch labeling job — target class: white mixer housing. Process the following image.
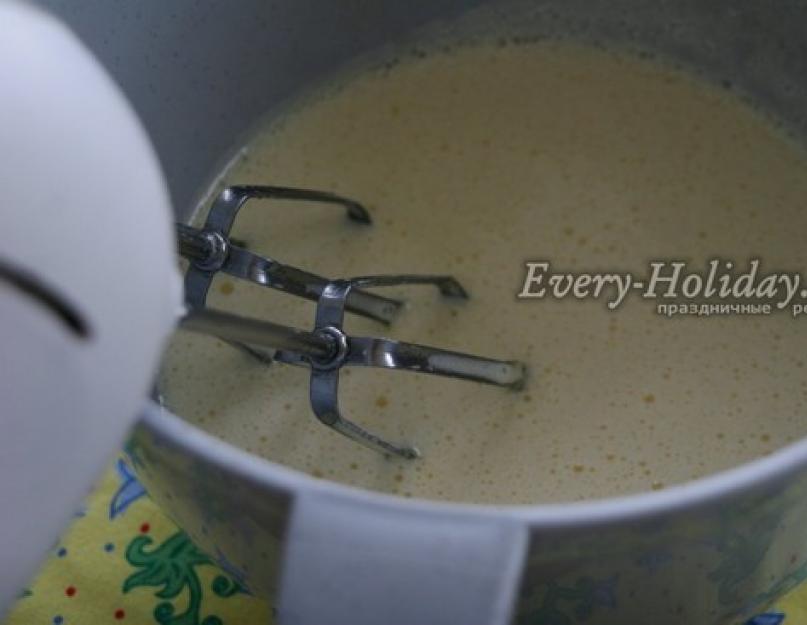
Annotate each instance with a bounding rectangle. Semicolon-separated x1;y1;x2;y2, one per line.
0;2;181;612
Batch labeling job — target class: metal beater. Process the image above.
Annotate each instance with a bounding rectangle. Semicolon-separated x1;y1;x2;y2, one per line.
176;185;526;459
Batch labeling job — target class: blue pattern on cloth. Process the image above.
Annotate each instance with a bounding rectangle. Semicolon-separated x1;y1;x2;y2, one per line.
746;613;786;625
109;458;148;519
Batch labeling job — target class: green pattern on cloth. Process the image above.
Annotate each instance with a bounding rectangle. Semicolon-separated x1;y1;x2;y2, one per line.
124;532;247;625
4;458;271;625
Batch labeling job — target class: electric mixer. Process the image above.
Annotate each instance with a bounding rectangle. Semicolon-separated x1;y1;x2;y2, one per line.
0;4;525;609
176;184;527;459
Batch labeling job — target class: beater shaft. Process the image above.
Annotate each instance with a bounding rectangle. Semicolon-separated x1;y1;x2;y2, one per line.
181;307;524;389
177;223;402;324
181;308;335;360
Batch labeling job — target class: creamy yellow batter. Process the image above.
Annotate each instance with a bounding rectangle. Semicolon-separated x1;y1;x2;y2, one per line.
159;41;807;504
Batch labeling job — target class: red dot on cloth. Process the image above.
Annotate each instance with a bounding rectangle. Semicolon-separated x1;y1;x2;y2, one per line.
139;522;150;534
65;586;76;597
114;609;125;620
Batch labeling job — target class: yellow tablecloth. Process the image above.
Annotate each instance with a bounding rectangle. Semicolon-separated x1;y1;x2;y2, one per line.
5;457;807;625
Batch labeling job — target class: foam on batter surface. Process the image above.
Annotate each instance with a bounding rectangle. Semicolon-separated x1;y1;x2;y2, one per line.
159;41;807;504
